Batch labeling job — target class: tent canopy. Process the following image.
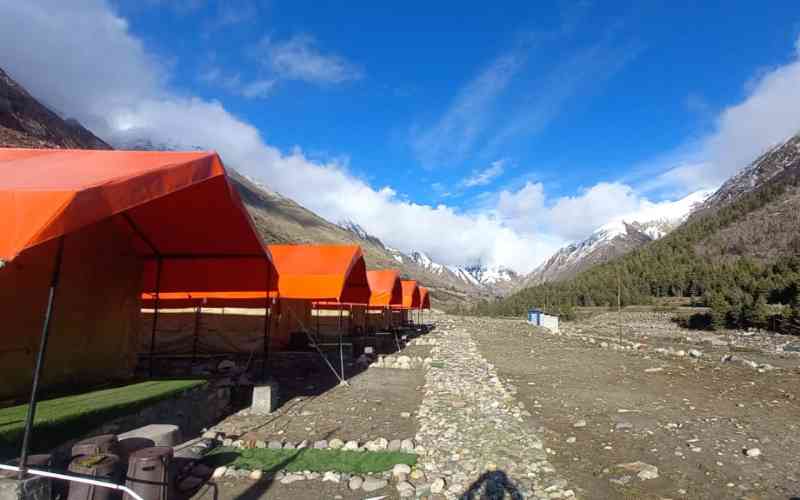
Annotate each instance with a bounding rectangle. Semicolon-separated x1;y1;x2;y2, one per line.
398;280;421;309
268;244;370;302
419;286;431;309
0;148;276;293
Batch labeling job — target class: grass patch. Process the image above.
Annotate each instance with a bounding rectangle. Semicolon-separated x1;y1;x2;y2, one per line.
429;361;446;368
203;447;416;474
0;379;204;458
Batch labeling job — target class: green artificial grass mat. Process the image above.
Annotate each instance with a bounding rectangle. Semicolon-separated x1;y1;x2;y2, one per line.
203;447;416;474
0;379;204;458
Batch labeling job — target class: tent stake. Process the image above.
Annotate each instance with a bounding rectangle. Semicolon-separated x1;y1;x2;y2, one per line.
148;257;162;377
19;236;64;480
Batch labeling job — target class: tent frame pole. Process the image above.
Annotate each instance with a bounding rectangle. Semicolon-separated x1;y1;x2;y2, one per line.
338;307;344;382
19;236;64;480
191;304;202;370
262;260;273;381
148;257;162;377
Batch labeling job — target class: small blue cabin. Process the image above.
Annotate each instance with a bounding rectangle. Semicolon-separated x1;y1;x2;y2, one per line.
527;308;542;325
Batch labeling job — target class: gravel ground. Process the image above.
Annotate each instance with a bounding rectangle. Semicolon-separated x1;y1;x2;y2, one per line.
210;362;425;446
471;314;800;500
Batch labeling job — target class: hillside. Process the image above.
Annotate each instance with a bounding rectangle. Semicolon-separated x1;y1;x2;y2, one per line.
0;67;108;149
480;131;800;332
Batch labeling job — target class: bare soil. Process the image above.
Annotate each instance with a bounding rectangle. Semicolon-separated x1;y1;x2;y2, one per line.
472;315;800;500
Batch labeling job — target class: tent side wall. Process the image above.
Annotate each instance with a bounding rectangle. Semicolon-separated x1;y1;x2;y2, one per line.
0;218;142;401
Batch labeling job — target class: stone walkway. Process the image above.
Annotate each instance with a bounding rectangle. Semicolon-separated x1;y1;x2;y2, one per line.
415;318;574;499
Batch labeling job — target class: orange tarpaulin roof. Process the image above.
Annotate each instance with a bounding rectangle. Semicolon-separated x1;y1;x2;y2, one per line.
0;148;276;293
419;287;431;309
367;270;403;307
396;280;420;309
268;244;370;302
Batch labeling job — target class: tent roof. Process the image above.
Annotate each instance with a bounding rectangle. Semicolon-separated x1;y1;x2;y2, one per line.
0;148;276;293
268;244;370;302
398;280;421;309
367;269;403;307
419;287;431;309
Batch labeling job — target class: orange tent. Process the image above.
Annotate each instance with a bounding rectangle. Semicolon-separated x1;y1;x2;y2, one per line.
0;148;270;465
366;270;403;307
419;287;431;309
398;280;421;309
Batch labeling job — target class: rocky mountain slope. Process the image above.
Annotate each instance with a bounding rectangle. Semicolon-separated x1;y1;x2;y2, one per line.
0;67;108;149
523;190;712;287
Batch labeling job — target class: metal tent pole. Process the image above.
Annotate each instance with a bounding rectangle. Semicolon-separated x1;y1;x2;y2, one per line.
19;236;65;479
338;307;344;382
148;257;162;377
262;299;272;381
191;305;202;370
262;260;273;381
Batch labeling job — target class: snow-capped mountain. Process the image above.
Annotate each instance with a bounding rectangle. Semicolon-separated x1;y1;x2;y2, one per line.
336;223;522;294
524;189;713;286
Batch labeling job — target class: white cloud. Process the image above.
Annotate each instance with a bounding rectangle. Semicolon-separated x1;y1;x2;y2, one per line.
240;79;276;99
411;51;524;167
658;34;800;191
257;34;363;84
462;160;506;187
200;67;274;100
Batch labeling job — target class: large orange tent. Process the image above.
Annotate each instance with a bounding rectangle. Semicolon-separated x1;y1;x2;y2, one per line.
393;280;420;327
315;268;403;334
364;269;403;331
419;287;431;309
417;286;431;325
0;148;272;472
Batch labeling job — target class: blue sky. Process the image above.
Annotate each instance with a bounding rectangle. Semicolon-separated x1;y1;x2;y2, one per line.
3;1;800;271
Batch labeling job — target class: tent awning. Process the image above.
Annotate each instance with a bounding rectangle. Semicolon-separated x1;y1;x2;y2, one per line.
0;148;276;293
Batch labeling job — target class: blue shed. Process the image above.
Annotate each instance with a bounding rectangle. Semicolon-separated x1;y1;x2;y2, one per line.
527;308;542;325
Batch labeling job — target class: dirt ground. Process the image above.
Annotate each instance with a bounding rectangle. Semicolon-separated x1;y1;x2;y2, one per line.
472;315;800;500
198;344;430;499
